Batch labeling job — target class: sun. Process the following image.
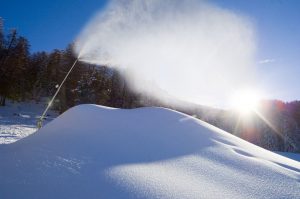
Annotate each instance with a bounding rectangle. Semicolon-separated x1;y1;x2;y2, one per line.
230;89;261;114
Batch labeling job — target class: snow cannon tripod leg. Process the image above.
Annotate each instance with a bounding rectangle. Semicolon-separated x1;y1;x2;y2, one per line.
37;118;43;129
37;58;79;129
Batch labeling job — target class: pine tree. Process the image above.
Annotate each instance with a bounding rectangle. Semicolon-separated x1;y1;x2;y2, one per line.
0;17;4;55
0;28;18;105
11;36;30;101
28;51;49;102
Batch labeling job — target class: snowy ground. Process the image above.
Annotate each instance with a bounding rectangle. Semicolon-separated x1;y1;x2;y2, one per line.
0;104;299;199
0;100;58;144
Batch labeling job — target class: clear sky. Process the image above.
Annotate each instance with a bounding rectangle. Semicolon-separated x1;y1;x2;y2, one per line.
0;0;108;52
0;0;299;102
211;0;300;102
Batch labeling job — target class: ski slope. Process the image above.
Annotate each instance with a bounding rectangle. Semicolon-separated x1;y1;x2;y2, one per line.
0;105;299;198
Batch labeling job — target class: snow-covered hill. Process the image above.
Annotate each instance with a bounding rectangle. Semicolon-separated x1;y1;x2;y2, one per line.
0;105;299;198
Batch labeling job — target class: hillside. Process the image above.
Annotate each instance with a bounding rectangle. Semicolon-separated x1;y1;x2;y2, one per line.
0;105;299;198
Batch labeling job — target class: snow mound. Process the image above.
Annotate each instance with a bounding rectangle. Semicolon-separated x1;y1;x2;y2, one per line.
0;105;299;198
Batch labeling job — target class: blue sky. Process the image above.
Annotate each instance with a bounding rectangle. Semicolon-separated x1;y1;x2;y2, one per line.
212;0;300;102
0;0;108;52
0;0;299;102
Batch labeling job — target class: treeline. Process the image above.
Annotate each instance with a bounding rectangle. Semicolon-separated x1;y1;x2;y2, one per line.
0;19;299;152
227;100;300;152
0;44;142;111
180;100;300;153
0;19;143;111
0;23;29;105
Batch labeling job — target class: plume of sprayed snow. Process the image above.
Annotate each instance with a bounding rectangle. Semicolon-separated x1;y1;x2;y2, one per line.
75;0;257;108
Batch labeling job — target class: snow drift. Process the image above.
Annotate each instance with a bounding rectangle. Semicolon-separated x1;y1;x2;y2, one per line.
0;105;299;198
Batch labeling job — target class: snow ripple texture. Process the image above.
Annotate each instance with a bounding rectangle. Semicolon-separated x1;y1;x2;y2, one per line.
0;105;299;198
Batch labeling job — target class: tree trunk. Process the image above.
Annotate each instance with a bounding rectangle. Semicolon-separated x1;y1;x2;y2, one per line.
0;95;6;106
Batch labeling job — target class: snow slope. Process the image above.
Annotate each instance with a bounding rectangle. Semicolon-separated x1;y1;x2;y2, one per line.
0;100;58;144
277;152;300;162
0;105;299;198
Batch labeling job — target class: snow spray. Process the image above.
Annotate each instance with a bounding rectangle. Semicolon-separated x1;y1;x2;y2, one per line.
74;0;258;108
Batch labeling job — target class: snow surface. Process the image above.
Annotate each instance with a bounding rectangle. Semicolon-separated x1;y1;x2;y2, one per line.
277;152;300;162
0;104;299;198
0;100;58;144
